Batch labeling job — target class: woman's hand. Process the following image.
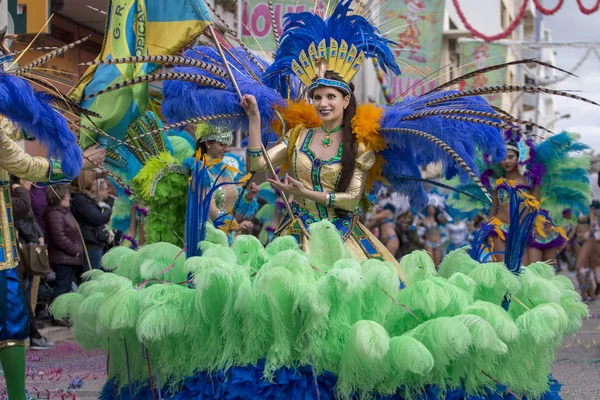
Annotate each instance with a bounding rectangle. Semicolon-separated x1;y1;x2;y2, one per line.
244;182;260;201
235;220;254;234
267;174;305;197
240;94;259;119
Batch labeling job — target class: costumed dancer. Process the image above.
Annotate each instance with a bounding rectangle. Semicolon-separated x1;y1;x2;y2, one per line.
193;123;259;232
365;194;401;259
0;31;102;399
99;116;259;249
485;129;589;265
50;1;597;398
445;214;471;253
419;194;448;266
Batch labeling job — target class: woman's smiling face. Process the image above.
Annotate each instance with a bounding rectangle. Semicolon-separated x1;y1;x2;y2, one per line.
311;87;350;124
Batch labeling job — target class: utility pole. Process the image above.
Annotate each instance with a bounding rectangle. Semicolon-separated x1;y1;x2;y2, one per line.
532;7;543;139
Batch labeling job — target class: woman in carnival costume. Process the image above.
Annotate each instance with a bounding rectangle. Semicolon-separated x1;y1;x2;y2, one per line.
194;123;259;231
51;1;596;399
100;115;259;248
485;129;590;265
0;30;104;400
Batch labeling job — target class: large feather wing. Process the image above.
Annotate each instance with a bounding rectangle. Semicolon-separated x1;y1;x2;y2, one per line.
162;46;285;134
379;92;505;208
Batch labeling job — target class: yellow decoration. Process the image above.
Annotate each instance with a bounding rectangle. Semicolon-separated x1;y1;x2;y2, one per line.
534;215;548;238
556;226;568;240
238;173;252;184
489;217;506;241
520;191;536;201
291;38;367;87
225;165;241;175
220;219;238;233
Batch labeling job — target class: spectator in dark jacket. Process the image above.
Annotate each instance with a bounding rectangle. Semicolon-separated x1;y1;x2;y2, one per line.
11;176;55;348
44;184;83;326
11;176;44;246
70;171;111;270
30;185;48;237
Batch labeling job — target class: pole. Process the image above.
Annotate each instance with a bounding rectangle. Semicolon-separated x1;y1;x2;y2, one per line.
533;10;543;138
207;24;295;219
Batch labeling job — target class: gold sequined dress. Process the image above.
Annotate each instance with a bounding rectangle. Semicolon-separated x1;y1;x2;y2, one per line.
248;126;399;267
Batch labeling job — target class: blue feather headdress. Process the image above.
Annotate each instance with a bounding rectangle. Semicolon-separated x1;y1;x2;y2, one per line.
0;70;82;178
263;0;400;95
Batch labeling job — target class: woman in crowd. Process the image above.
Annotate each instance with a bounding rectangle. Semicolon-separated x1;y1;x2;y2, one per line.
44;184;84;325
70;171;111;270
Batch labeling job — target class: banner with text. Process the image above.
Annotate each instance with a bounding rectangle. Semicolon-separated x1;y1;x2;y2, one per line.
383;0;446;101
241;0;327;52
459;41;508;108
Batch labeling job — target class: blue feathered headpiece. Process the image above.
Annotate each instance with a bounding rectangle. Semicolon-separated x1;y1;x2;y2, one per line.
0;73;82;178
263;0;400;92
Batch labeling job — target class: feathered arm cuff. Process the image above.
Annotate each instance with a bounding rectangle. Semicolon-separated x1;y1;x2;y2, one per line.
235;192;260;219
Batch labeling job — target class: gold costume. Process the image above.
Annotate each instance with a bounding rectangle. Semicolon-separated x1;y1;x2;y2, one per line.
248;127;399;267
0;116;65;271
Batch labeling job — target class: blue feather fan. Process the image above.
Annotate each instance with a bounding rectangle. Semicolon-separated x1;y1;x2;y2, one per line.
378;91;506;208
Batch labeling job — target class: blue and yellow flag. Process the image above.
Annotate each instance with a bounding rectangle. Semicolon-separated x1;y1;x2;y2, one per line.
71;0;212;148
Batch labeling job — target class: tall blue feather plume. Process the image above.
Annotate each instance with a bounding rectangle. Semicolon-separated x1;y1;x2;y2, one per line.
503;183;538;275
162;46;285;134
0;74;82;178
469;221;495;262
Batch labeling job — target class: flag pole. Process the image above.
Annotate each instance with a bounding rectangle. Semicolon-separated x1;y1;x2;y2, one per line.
206;24;295;220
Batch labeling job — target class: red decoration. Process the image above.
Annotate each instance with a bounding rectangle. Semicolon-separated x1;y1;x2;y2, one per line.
533;0;564;15
452;0;529;42
577;0;600;14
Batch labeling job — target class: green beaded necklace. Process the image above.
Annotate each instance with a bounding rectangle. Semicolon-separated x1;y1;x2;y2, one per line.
320;124;343;148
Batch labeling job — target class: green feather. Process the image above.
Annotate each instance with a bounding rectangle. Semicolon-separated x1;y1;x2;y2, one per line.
309;220;350;272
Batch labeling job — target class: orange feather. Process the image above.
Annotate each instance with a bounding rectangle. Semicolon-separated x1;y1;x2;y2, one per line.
351;103;386;152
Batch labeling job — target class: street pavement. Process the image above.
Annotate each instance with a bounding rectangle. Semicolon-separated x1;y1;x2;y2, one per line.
552;278;600;400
